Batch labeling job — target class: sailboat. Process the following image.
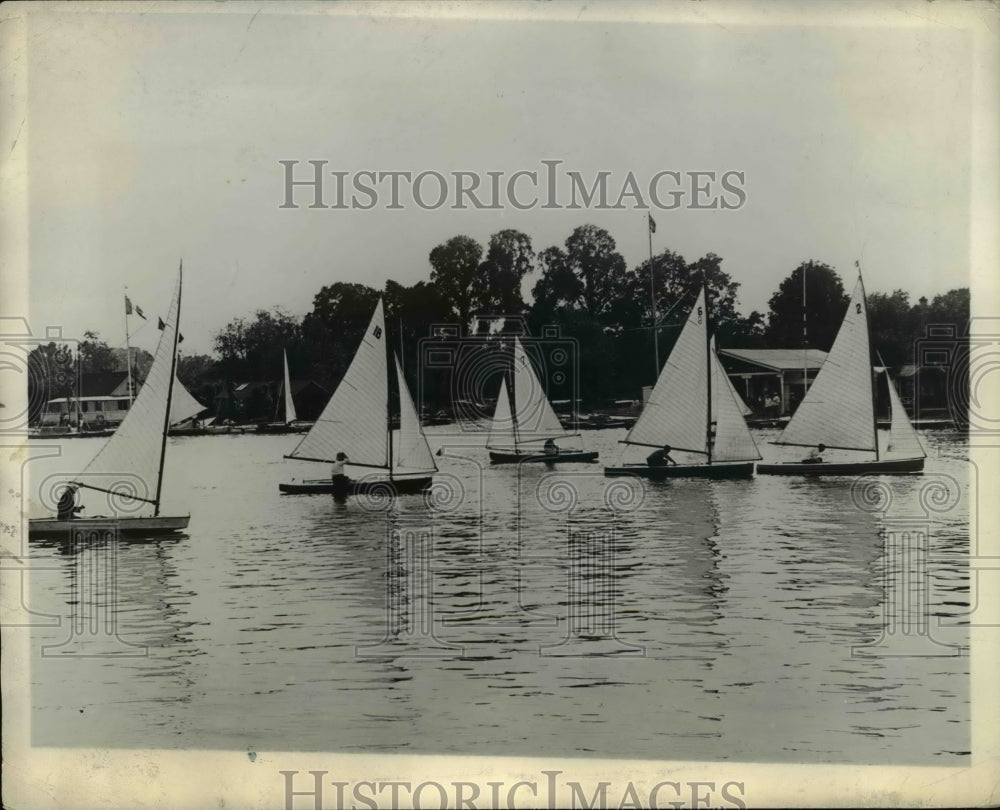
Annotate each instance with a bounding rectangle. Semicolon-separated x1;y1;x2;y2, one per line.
279;298;437;495
168;374;206;427
757;272;925;475
604;282;761;479
487;337;599;464
30;267;190;536
256;349;299;434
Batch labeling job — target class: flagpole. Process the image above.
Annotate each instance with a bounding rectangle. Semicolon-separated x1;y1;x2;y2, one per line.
648;213;659;379
124;289;134;406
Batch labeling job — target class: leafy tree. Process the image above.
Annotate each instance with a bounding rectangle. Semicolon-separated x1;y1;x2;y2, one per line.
26;342;76;424
384;279;453;410
868;289;914;367
475;229;536;316
532;225;630;325
301;282;381;388
79;331;117;374
214;308;302;383
429;235;484;333
766;262;848;351
717;310;768;349
177;353;220;404
926;288;970;328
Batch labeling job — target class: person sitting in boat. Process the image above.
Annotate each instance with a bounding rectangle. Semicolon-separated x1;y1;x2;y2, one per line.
543;439;560;456
646;444;677;467
330;452;351;493
803;444;826;463
56;484;83;520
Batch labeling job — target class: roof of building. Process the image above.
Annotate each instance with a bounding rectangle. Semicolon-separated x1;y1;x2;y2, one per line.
718;348;828;372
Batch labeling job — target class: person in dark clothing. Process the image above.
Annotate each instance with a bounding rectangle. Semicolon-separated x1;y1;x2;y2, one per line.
56;484;82;520
543;439;560;456
646;444;677;467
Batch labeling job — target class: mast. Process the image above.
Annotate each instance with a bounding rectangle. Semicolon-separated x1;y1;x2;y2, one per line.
124;288;134;406
155;262;182;516
387;336;394;481
76;349;81;429
648;213;659;379
509;341;520;450
703;271;713;464
857;262;880;461
802;264;808;405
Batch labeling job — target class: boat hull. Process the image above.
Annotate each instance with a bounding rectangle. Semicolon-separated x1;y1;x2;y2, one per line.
756;457;925;476
489;450;599;464
604;462;756;479
28;515;190;537
278;477;434;496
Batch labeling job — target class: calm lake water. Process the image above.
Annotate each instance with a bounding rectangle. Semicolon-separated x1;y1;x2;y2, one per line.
24;427;969;764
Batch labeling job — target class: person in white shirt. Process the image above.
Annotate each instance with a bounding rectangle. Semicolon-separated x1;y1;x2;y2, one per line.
330;452;350;493
803;444;825;463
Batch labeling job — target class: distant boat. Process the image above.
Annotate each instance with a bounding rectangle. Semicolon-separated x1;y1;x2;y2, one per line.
487;337;598;464
279;298;436;495
604;282;760;479
30;267;190;536
757;272;925;476
169;374;206;427
256;349;300;434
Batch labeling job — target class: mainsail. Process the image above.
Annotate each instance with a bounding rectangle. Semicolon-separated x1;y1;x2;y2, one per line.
624;288;709;454
775;276;876;452
76;271;182;512
288;299;389;468
169;375;205;426
884;369;925;459
510;337;570;445
710;338;761;462
282;350;297;424
394;354;437;473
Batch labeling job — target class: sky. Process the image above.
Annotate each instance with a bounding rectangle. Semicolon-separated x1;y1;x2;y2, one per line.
19;2;979;357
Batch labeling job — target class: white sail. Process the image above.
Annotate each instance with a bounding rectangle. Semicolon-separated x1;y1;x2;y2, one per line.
288;299;389;468
511;337;570;445
169;375;204;425
487;377;516;450
77;272;181;511
625;288;709;454
283;350;297;423
776;276;876;452
710;338;761;462
884;369;925;458
722;367;753;417
394;354;437;473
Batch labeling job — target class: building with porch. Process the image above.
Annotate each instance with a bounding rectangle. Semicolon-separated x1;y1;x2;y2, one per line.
717;349;828;417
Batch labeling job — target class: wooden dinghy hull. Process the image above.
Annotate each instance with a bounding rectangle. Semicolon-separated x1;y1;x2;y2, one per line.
279;477;434;496
489;450;600;464
756;456;925;476
604;462;755;480
28;515;190;537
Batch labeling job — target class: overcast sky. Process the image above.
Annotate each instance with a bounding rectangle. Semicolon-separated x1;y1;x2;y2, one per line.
22;3;976;356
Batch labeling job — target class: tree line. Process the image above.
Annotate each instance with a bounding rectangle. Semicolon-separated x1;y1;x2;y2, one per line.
27;225;970;422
